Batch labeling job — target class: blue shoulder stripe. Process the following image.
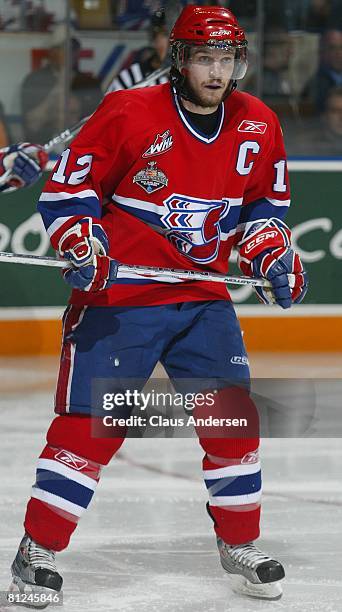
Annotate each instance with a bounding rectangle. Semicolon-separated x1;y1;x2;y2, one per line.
239;198;290;224
38;195;101;230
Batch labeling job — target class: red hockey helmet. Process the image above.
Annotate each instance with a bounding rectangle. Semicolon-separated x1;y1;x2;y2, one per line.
169;5;247;48
169;5;248;100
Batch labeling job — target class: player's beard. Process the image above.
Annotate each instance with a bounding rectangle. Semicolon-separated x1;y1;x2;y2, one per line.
183;78;231;109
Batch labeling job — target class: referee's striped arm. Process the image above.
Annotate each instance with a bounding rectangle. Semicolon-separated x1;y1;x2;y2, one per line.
106;62;169;93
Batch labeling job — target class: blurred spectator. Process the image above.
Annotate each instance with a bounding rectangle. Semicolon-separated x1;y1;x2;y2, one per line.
107;8;169;92
305;1;342;32
306;0;332;32
112;1;226;31
287;86;342;156
262;28;293;97
0;0;53;32
316;86;342;154
302;29;342;112
228;0;342;33
243;27;297;117
21;28;102;144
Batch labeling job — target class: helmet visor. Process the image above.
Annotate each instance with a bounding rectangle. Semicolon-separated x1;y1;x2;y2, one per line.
175;42;248;81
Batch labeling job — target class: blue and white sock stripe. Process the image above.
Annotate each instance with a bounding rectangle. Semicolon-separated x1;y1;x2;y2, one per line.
34;468;95;509
37;459;98;491
203;461;261;480
205;471;261;496
31;487;86;518
209;491;262;507
205;468;262;507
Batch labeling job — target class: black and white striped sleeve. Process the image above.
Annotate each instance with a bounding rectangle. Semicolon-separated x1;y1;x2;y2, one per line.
106;62;169;93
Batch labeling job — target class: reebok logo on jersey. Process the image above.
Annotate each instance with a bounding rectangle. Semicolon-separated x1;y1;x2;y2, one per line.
245;231;278;253
142;130;173;158
238;120;268;134
230;356;249;366
54;450;88;471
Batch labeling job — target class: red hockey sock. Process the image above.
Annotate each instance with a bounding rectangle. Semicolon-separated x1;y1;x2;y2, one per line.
197;387;261;545
24;415;124;551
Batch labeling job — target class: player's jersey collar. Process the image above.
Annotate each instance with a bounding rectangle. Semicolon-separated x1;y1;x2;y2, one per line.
173;88;224;144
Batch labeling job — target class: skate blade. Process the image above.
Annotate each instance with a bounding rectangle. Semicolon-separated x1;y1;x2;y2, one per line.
226;574;283;600
7;577;56;609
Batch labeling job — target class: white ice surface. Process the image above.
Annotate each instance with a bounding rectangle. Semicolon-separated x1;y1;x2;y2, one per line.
1;360;342;612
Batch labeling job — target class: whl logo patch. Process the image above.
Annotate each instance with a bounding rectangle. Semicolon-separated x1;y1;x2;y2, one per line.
238;120;268;134
142;130;173;158
54;450;88;471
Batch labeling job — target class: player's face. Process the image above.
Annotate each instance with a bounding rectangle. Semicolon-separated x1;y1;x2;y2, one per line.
183;46;235;112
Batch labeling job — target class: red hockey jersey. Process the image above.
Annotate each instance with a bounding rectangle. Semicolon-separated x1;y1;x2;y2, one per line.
38;83;291;307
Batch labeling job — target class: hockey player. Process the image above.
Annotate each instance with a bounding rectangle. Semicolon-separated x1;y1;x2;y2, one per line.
0;143;48;193
9;5;308;605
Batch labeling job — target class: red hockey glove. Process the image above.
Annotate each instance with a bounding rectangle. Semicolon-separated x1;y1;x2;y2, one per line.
58;217;109;267
0;143;48;191
62;254;119;292
238;219;308;309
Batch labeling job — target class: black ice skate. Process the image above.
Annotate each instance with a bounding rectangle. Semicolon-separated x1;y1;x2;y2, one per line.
8;534;63;608
217;537;285;600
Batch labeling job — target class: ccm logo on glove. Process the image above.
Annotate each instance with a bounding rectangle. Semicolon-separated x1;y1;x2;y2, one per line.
244;231;278;254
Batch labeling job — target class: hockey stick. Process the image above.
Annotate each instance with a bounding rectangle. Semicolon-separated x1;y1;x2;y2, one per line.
0;65;170;189
0;251;278;288
43;116;90;153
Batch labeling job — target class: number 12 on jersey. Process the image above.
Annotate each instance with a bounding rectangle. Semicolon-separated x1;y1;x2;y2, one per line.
52;148;93;186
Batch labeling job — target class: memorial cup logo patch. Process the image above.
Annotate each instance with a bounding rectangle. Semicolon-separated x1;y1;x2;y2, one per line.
133;161;168;194
142;130;173;158
161;194;231;263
